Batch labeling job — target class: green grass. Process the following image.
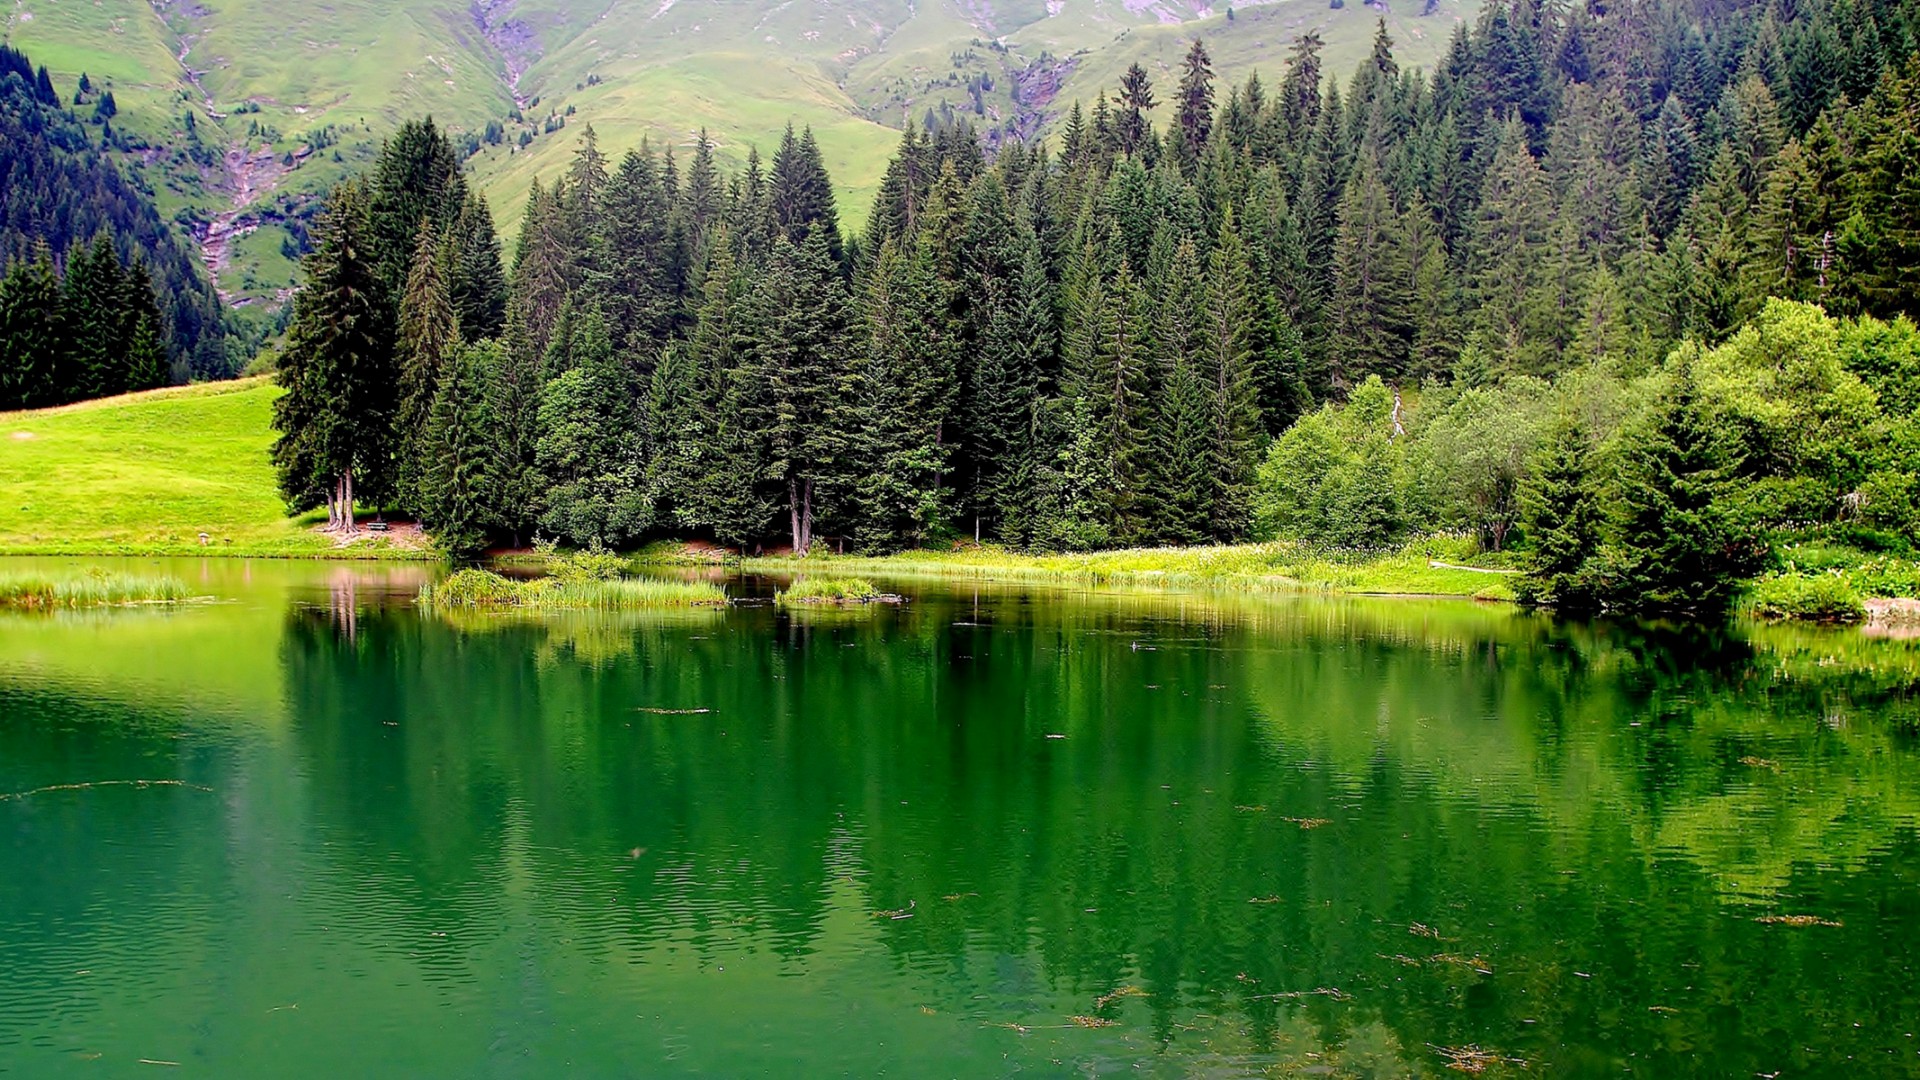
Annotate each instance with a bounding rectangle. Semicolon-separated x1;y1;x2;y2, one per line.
776;576;883;605
11;0;1474;298
741;537;1520;602
0;567;193;609
418;568;727;610
0;379;429;558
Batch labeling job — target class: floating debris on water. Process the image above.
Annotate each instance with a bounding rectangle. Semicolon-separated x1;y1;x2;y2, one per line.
0;779;212;802
1430;953;1495;974
1253;987;1351;1003
1092;985;1147;1010
1235;805;1267;813
1430;1044;1526;1073
1283;817;1333;830
1409;923;1445;940
635;707;712;715
1249;895;1283;904
875;900;916;920
1069;1015;1116;1028
1739;756;1781;771
1756;914;1842;927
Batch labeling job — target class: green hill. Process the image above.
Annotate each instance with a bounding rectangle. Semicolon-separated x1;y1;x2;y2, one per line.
0;380;420;557
3;0;1478;307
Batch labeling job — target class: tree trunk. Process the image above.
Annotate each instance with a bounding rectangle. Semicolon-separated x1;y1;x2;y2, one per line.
788;478;802;553
340;469;356;536
799;478;814;554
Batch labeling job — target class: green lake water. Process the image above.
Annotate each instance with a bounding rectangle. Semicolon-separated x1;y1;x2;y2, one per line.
2;558;1918;1077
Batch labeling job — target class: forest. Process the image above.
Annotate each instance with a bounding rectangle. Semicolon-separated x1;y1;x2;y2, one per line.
0;45;231;394
262;0;1920;614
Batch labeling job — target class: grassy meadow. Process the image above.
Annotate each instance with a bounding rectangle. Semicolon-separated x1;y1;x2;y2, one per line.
0;379;423;558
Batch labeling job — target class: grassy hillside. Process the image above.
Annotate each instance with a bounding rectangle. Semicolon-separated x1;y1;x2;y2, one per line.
5;0;1475;299
0;380;420;557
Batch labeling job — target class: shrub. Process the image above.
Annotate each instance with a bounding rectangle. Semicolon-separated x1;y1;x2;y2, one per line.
777;577;882;604
1745;573;1866;623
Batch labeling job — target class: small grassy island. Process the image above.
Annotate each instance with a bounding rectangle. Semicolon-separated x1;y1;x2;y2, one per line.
774;576;903;606
417;568;726;611
0;569;193;609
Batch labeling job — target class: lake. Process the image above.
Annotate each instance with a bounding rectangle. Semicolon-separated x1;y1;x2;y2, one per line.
2;557;1917;1077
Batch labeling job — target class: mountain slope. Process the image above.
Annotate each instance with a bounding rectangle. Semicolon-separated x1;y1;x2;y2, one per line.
4;0;1479;308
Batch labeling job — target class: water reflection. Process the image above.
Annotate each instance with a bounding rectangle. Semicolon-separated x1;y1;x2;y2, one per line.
1;561;1918;1076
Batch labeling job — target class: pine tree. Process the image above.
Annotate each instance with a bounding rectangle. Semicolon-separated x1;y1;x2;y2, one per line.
1144;238;1210;543
1117;64;1156;157
394;222;461;515
122;259;170;392
770;125;844;267
511;179;577;359
1598;358;1764;613
1329;155;1413;383
593;143;676;345
271;182;397;534
534;308;650;546
448;193;507;341
742;231;851;552
366;117;467;296
1517;417;1601;609
0;250;63;409
1198;214;1264;539
1469;121;1557;374
1173;40;1217;178
418;341;499;557
840;238;951;549
59;236;130;402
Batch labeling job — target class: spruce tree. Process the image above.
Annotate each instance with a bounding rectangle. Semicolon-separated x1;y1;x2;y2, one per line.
1517;417;1601;610
1598;359;1764;614
534;308;650;546
1199;214;1264;539
742;231;851;552
448;193;508;341
367;117;467;295
770;126;844;267
1329;155;1413;383
418;341;500;558
0;251;63;409
60;236;130;402
122;259;170;392
840;238;950;549
394;222;461;515
271;182;396;533
1173;40;1217;178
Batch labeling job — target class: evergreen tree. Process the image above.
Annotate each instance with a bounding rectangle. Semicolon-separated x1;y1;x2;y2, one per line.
366;117;467;295
1117;64;1156;157
59;236;130;401
1517;417;1601;609
742;231;851;552
770;126;844;267
448;193;508;341
1173;40;1217;177
1199;214;1265;539
1329;155;1413;383
1598;359;1764;613
0;250;62;409
1146;237;1215;544
418;341;499;557
271;182;396;534
122;259;169;392
534;308;650;546
840;238;951;549
394;222;461;515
